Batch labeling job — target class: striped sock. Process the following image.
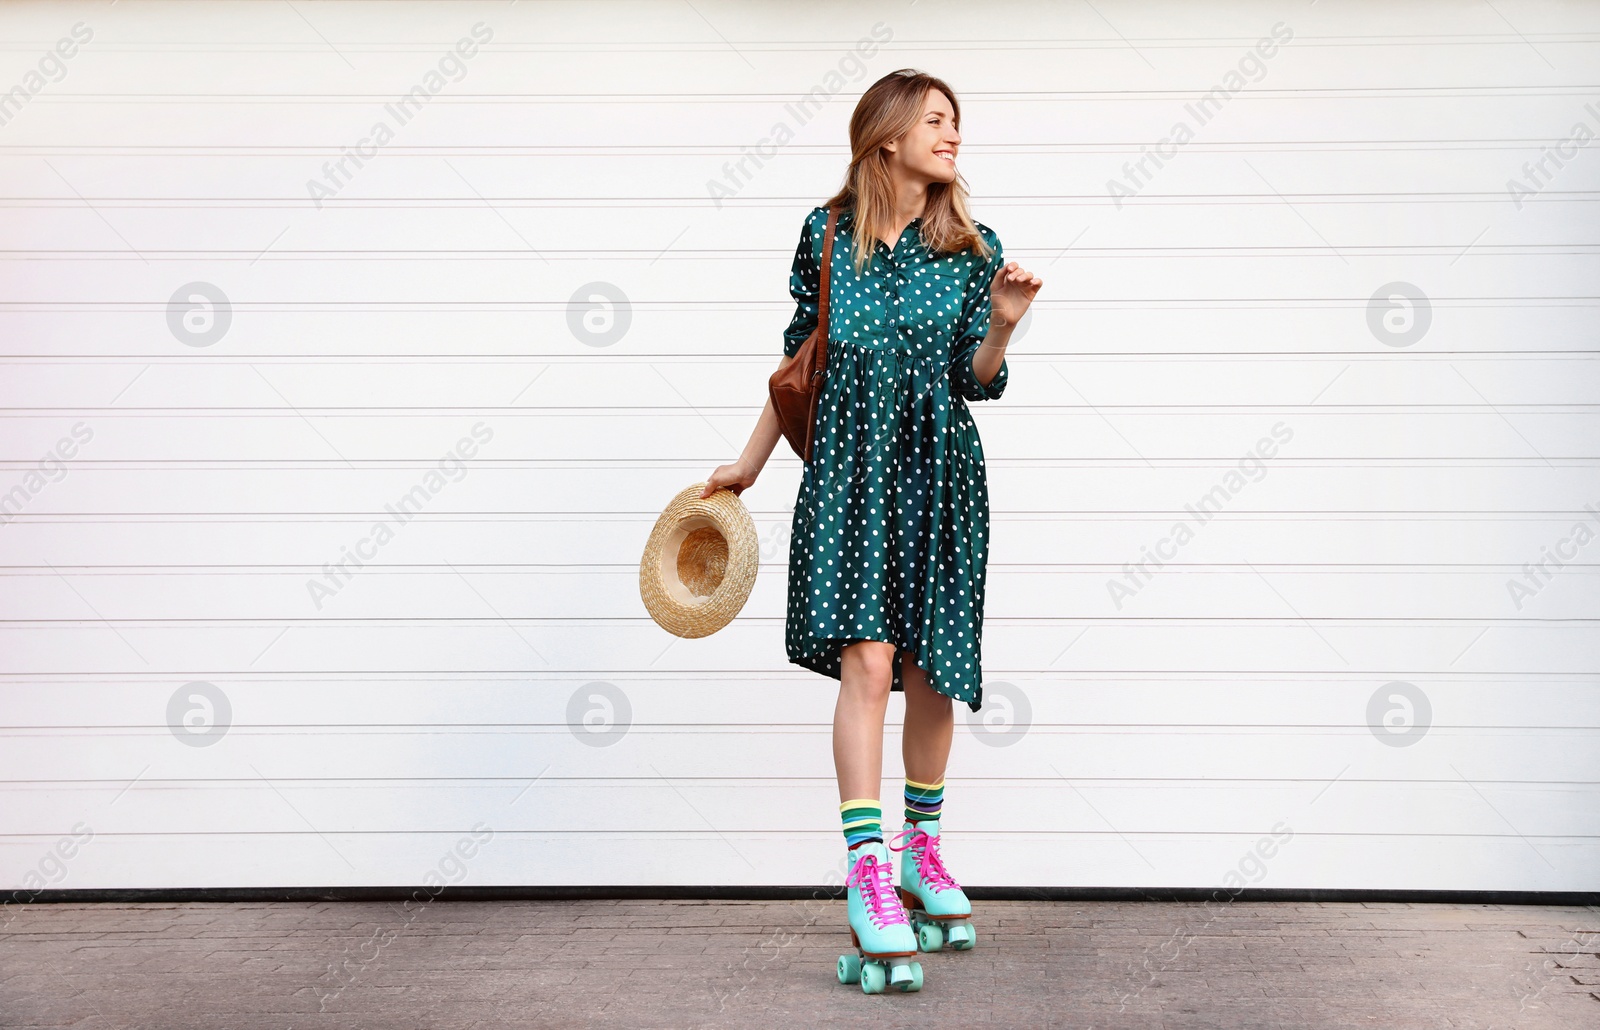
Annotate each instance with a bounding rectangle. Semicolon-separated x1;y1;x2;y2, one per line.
840;799;883;849
904;776;944;824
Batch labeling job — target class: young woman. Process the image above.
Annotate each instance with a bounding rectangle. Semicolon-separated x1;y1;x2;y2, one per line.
703;69;1041;991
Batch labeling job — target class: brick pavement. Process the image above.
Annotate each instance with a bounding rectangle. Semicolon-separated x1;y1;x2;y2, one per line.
1;899;1596;1028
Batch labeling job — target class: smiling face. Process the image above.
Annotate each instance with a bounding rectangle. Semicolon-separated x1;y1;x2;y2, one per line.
884;87;961;186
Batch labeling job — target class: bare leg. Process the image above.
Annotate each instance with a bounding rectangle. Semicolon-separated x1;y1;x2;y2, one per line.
901;651;953;789
833;640;896;803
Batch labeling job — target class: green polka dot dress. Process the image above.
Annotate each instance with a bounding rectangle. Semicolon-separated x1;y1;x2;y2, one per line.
782;204;1009;713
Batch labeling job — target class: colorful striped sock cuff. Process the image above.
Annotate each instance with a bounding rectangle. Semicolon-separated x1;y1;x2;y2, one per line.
840;798;883;848
903;776;944;824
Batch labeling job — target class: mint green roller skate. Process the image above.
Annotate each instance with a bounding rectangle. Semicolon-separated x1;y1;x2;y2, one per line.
835;841;923;994
889;819;975;952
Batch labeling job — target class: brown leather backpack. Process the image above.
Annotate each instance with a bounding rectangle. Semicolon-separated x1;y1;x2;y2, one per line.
768;204;840;462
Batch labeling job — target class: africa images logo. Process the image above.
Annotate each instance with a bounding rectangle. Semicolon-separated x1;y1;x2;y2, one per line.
305;22;495;208
1106;22;1294;206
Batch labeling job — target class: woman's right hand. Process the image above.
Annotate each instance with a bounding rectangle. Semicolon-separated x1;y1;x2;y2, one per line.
702;458;757;498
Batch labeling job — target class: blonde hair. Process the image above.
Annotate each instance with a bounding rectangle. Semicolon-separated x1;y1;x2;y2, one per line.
822;68;994;275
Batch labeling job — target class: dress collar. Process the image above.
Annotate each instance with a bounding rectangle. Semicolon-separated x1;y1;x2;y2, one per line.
836;207;924;252
836;207;923;227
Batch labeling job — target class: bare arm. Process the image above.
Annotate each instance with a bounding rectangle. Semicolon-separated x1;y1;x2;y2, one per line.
699;352;794;498
971;325;1013;389
972;259;1041;387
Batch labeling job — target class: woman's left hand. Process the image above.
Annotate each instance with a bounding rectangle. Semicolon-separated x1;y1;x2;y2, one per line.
989;261;1042;330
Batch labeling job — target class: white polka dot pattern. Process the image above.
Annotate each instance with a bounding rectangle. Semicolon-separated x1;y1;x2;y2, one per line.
780;204;1008;712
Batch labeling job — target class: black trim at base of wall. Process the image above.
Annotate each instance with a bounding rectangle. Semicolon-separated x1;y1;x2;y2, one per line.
14;886;1600;906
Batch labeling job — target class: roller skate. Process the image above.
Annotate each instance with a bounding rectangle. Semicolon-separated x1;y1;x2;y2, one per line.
888;819;975;952
835;840;923;994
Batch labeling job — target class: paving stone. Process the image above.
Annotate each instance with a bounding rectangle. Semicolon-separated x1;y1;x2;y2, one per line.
0;900;1596;1028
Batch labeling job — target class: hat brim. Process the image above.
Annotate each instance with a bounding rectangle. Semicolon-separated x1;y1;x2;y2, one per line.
639;481;759;638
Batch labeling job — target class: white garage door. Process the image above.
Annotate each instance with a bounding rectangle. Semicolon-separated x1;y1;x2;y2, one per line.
2;1;1596;895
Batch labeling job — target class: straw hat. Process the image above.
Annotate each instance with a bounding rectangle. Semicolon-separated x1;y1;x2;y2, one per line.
639;481;759;638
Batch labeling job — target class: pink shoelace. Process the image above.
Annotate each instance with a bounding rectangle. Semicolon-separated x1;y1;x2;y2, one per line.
888;826;961;893
846;848;909;928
